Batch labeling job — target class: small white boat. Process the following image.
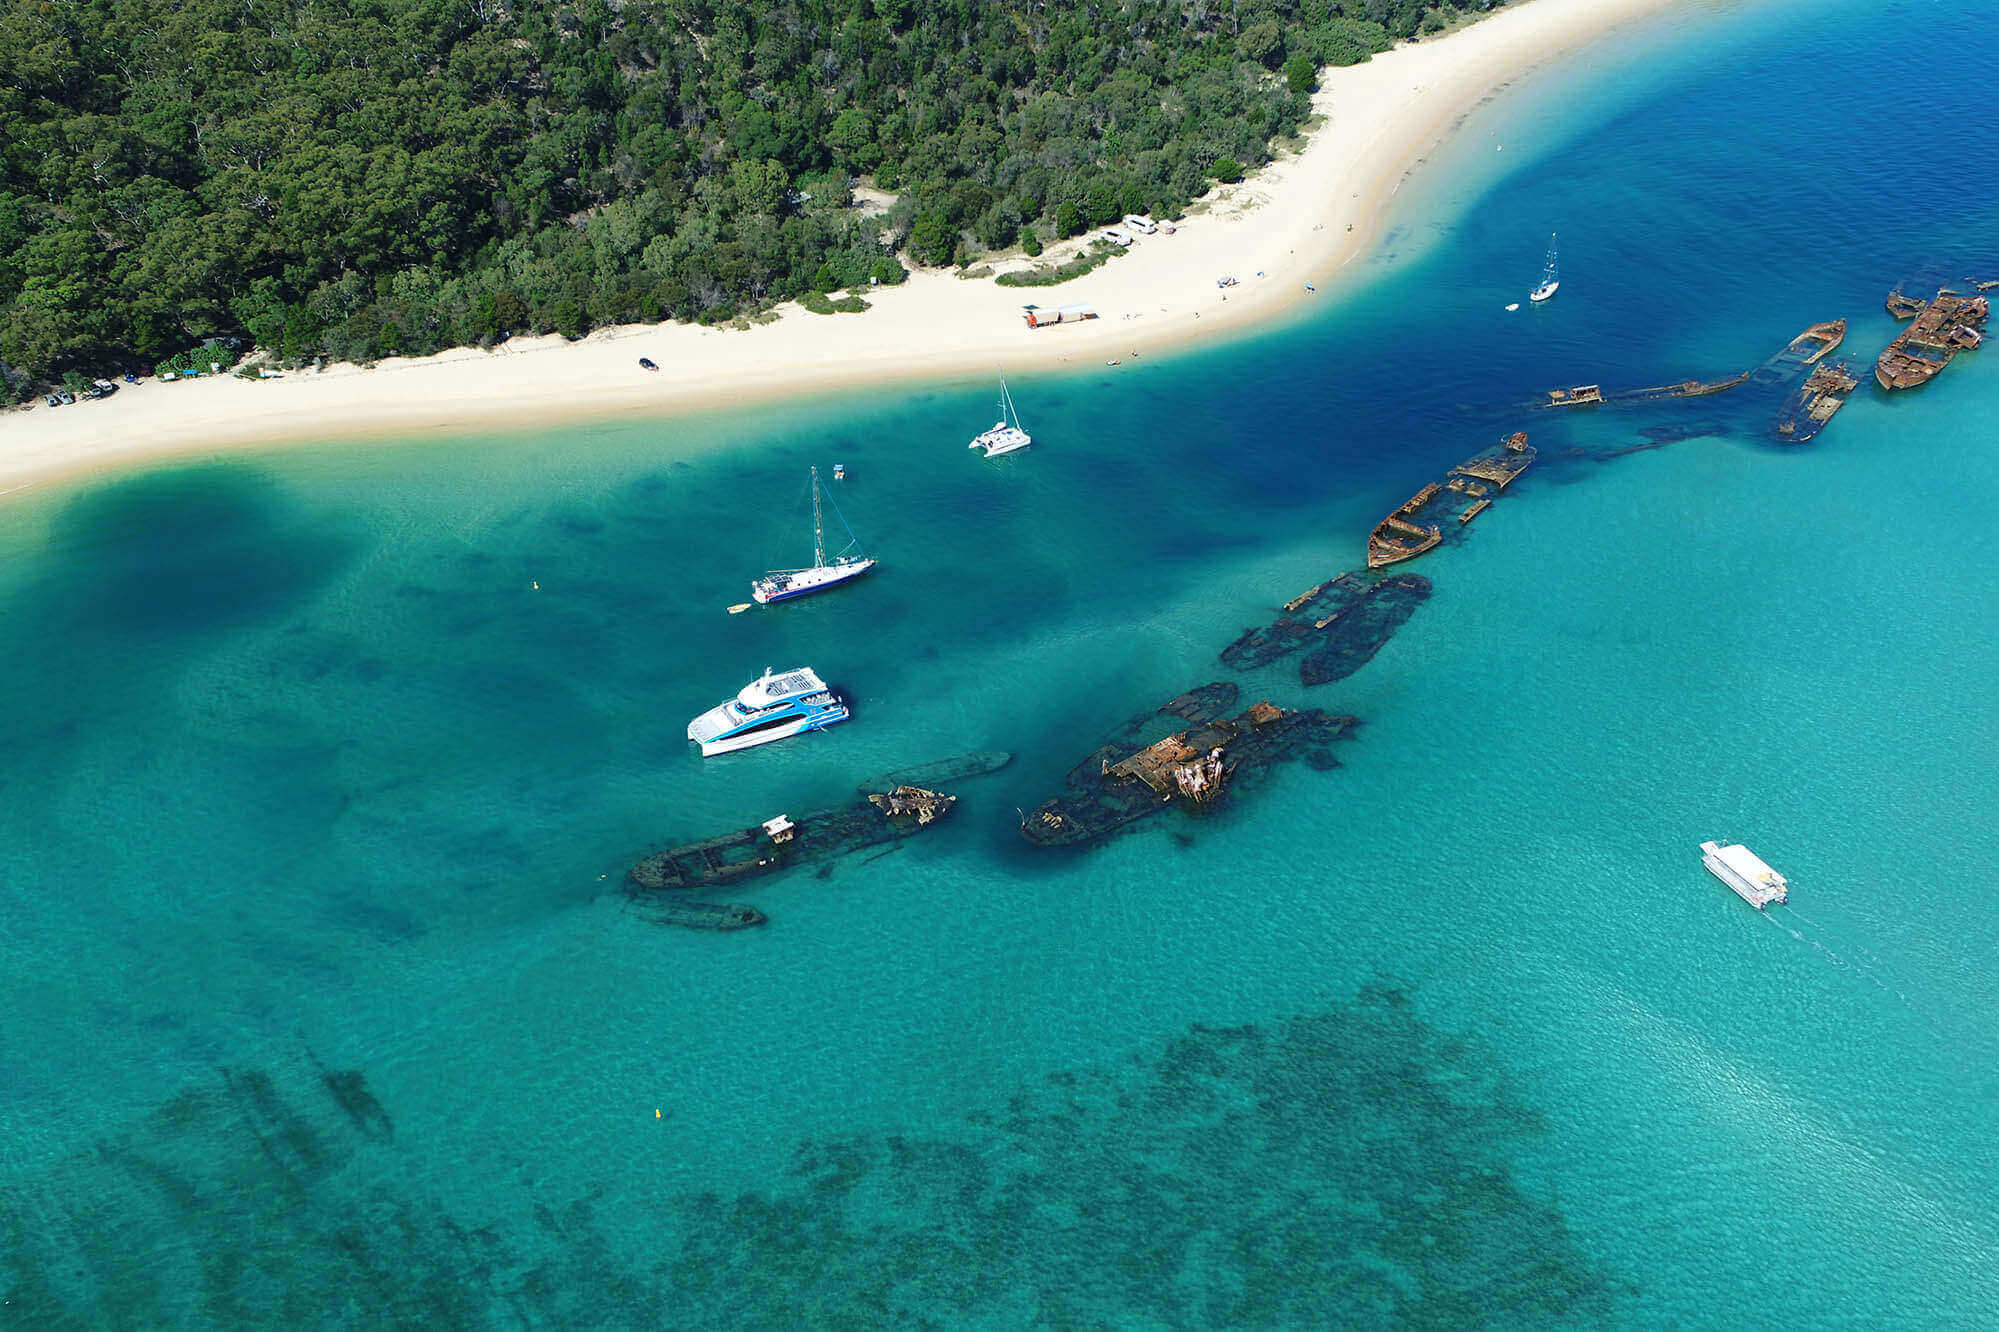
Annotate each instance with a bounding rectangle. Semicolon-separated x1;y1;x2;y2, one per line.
1529;232;1560;303
1700;840;1789;910
969;373;1032;457
687;667;849;757
751;466;875;604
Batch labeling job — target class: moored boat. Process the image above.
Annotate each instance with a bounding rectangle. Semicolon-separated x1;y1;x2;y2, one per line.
1528;233;1559;303
686;667;849;756
751;466;875;604
969;372;1033;456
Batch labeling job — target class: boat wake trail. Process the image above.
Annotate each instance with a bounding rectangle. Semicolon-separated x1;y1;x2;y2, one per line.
1761;907;1914;1008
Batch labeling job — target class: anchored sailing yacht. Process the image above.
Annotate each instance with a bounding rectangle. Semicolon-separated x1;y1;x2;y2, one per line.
1529;233;1559;303
968;373;1032;457
751;466;875;604
687;667;850;756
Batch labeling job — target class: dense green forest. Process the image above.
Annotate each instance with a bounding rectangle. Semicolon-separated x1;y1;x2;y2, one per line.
0;0;1506;392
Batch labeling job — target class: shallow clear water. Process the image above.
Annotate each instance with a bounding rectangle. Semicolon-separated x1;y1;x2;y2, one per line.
5;0;1998;1322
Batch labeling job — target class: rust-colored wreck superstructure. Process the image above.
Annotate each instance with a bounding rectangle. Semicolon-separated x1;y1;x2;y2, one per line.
1772;361;1859;444
1875;288;1988;391
1367;482;1443;568
1367;433;1534;569
1782;319;1846;364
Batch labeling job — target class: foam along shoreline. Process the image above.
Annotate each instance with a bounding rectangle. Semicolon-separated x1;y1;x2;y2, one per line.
0;0;1677;494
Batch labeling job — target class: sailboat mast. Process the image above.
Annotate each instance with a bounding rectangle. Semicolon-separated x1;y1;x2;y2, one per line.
810;466;825;566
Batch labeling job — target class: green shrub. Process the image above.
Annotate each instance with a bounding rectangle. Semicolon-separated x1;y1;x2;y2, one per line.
994;242;1125;288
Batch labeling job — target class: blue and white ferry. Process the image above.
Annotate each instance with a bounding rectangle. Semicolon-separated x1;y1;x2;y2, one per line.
687;667;849;756
752;467;875;605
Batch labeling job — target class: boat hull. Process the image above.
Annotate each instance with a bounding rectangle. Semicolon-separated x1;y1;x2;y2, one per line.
752;559;877;604
971;427;1032;457
1700;840;1788;910
696;708;847;757
1530;281;1558;303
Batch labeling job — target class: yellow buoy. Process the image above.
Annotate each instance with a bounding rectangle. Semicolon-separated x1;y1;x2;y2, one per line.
532;580;540;590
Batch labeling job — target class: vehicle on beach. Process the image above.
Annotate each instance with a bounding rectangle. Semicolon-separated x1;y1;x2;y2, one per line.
968;372;1033;457
1216;275;1239;288
1121;214;1158;234
686;667;850;757
1102;229;1134;247
638;356;658;371
751;466;875;604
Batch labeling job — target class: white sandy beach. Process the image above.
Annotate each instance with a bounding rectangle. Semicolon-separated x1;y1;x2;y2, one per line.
0;0;1677;494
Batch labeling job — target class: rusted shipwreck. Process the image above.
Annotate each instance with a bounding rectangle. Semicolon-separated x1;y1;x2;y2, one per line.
1367;432;1535;569
1222;570;1431;686
1876;288;1987;391
1538;371;1751;408
1020;683;1355;848
1781;319;1846;365
628;783;959;928
1772;360;1859;444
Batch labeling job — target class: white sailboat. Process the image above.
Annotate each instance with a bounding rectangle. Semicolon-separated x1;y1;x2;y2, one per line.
750;467;876;604
1529;233;1560;303
968;373;1032;457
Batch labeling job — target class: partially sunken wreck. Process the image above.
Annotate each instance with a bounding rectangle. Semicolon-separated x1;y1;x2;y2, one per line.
1367;432;1535;569
1875;288;1987;391
629;783;959;927
1781;319;1847;365
1221;570;1431;686
1020;683;1355;848
1772;360;1860;444
1538;372;1750;408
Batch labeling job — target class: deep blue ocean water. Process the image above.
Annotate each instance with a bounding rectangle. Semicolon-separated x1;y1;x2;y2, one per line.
5;0;1998;1323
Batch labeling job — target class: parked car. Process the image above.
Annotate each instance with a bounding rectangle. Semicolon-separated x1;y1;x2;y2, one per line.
638;356;658;371
1102;229;1134;247
1121;214;1158;235
45;393;63;407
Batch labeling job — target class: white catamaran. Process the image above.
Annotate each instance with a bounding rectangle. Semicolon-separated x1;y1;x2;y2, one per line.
750;466;876;605
1529;233;1560;304
968;373;1032;457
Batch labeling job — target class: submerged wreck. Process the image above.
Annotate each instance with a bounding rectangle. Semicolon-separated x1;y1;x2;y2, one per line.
1875;288;1987;391
1367;432;1536;569
1537;371;1750;408
1020;683;1355;848
1221;570;1432;686
1772;361;1860;444
629;781;960;927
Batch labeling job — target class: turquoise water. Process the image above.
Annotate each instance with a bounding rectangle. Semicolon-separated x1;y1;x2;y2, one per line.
6;0;1999;1322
